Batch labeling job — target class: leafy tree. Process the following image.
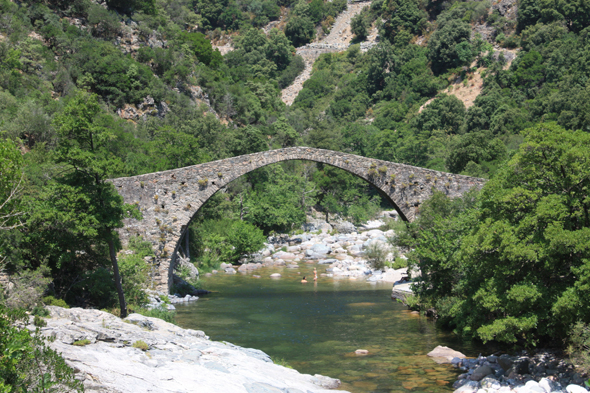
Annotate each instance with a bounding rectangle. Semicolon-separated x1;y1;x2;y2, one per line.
404;123;590;345
178;31;223;68
445;131;506;174
413;94;466;136
244;165;315;232
266;29;295;71
351;13;369;40
106;0;157;15
228;220;266;259
285;12;315;47
428;19;472;74
48;92;139;317
518;0;590;33
195;0;228;29
381;0;427;40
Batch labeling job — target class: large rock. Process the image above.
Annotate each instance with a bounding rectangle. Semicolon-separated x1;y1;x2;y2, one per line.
427;346;467;364
498;354;514;371
311;244;331;255
566;385;589;393
334;221;355;234
470;365;494;381
454;381;480;393
39;307;348;393
175;257;199;279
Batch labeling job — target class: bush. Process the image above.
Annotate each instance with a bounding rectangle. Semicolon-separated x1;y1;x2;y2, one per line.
0;306;83;392
42;295;69;308
33;315;47;327
32;305;50;316
278;55;305;88
365;242;388;271
135;306;176;324
4;268;51;310
569;321;590;373
118;253;150;306
132;340;149;351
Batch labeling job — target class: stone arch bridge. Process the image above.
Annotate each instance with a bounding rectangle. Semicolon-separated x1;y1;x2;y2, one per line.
111;147;485;292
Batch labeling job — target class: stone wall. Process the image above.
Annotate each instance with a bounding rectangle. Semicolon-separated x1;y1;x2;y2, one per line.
111;147;486;292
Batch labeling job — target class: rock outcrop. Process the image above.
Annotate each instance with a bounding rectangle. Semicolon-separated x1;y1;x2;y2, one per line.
39;307;346;393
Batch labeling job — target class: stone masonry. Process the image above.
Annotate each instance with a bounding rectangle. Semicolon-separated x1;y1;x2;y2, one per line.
111;147;486;292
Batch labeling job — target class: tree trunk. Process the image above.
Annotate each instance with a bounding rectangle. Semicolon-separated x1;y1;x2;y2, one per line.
108;238;127;318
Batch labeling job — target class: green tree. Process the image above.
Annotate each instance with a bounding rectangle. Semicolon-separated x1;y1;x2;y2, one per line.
228;220;266;259
351;13;369;40
49;92;138;318
285;15;315;47
404;123;590;345
381;0;427;40
428;19;472;74
0;138;24;231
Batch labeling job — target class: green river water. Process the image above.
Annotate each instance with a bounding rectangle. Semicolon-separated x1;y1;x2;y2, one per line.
175;263;481;393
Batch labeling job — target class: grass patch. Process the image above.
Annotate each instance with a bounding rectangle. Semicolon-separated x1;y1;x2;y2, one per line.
135;306;176;325
73;339;91;346
272;356;294;369
132;340;149;351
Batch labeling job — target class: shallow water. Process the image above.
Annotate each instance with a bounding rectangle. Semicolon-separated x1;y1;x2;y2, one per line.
175;264;480;393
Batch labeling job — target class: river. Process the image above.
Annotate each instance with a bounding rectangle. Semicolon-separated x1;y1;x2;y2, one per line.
175;263;481;393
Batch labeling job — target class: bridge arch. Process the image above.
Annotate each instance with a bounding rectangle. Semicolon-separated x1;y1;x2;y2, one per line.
111;147;485;292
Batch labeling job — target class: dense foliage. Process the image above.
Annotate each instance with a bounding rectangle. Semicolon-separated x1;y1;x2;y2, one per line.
0;306;83;392
1;0;590;356
397;124;590;346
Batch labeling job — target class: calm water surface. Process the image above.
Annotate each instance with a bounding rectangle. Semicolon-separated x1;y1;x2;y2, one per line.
175;264;480;393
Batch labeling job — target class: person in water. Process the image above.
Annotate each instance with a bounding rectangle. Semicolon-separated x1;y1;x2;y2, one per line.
301;276;307;283
313;268;318;281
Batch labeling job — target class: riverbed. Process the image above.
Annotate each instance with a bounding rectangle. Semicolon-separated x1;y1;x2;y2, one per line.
175;263;482;393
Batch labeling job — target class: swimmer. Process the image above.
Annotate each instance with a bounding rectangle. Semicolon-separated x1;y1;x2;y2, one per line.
313;268;318;281
301;276;307;283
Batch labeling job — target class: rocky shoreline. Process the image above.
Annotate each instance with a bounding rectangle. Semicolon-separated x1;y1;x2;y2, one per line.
428;346;589;393
36;306;347;393
206;214;411;286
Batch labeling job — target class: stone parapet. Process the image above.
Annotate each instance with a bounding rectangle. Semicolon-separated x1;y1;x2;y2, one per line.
111;147;486;292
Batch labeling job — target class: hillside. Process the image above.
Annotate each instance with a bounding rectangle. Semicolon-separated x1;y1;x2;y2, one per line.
3;0;590;377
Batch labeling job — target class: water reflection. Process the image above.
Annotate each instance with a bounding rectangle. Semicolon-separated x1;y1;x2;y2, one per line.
175;264;480;393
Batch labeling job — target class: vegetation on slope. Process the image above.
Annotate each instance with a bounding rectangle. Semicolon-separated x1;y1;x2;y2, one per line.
1;0;590;370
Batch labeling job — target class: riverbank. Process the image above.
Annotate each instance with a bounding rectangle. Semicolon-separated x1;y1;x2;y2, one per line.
447;351;588;393
37;306;346;393
206;215;411;286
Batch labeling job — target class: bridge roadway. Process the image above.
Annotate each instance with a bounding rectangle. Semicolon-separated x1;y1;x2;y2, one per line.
111;147;485;292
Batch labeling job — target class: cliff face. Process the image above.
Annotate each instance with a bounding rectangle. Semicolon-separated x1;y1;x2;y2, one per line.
40;306;346;393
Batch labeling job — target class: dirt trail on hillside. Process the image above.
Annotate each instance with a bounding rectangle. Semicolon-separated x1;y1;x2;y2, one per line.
281;1;376;106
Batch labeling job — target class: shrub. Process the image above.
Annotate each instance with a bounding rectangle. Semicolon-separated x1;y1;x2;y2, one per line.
135;306;176;324
33;315;47;327
73;339;91;346
278;55;305;89
569;321;590;373
198;179;208;186
365;242;388;271
132;340;149;351
0;306;83;392
4;268;51;310
32;305;50;316
378;166;387;173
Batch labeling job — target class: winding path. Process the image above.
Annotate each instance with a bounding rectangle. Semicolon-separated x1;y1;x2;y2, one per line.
281;1;375;105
